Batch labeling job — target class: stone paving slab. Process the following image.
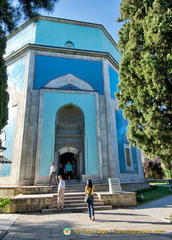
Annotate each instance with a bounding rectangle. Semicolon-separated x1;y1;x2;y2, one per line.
0;214;20;231
133;194;172;222
1;208;172;240
1;194;172;240
0;231;7;240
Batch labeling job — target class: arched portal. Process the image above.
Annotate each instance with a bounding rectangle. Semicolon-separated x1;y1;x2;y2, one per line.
54;104;85;179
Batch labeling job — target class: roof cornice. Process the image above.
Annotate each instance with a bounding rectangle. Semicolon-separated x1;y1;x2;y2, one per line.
5;43;119;70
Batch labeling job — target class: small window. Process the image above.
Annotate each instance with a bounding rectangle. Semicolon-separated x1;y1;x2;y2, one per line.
65;41;74;49
124;144;133;171
125;148;131;166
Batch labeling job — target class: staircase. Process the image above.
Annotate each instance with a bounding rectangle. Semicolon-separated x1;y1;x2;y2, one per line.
42;180;112;213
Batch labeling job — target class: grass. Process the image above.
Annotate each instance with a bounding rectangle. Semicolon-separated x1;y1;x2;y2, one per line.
150;182;167;185
165;215;172;222
0;198;10;213
136;186;171;204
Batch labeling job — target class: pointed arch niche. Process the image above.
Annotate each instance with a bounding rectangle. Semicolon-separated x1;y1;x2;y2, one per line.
54;104;85;177
45;74;94;91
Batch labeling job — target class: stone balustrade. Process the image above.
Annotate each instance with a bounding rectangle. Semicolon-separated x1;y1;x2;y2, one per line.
96;191;137;207
10;194;54;213
0;186;53;198
0;187;22;198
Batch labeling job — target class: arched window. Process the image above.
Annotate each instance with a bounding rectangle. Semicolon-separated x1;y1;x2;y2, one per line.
65;41;74;49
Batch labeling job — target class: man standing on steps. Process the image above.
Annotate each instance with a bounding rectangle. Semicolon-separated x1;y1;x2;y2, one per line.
57;175;65;209
48;162;58;186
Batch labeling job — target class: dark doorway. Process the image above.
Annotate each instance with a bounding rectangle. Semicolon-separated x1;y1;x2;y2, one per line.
60;152;77;179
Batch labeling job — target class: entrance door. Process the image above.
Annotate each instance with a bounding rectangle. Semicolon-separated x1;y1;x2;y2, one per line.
60;152;77;179
54;104;85;178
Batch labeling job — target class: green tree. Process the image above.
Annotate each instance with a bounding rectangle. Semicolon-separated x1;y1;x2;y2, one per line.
116;0;172;177
143;158;164;179
0;29;8;131
0;0;58;133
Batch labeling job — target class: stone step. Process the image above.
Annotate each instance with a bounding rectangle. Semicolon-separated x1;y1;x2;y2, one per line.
50;181;108;194
65;188;85;191
53;197;99;202
42;205;112;214
50;202;105;208
52;194;99;201
51;198;100;204
55;182;104;188
53;185;85;188
37;180;107;188
64;186;84;189
53;184;86;188
53;192;98;197
37;181;112;214
51;189;85;193
64;180;103;184
54;193;98;196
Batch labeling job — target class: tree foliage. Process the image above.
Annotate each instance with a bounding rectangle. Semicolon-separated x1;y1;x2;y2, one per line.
0;28;8;131
116;0;172;175
143;158;164;179
0;0;58;134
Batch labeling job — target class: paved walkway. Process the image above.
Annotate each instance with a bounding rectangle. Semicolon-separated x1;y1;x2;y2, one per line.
133;194;172;221
0;195;172;240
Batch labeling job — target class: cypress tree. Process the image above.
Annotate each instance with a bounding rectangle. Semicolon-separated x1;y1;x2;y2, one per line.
0;27;8;131
117;0;172;176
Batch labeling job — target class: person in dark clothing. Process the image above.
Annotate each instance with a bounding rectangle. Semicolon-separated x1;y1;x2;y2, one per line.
72;160;77;179
59;164;65;179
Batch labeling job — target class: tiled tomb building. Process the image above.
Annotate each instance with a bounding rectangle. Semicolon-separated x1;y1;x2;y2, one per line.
0;16;144;186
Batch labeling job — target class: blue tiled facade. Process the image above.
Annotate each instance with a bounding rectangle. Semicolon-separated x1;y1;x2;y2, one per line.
1;16;143;185
34;55;103;93
109;66;119;99
115;110;139;174
41;92;98;176
0;58;26;177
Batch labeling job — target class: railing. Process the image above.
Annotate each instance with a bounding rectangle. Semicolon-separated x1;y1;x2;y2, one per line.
145;179;172;193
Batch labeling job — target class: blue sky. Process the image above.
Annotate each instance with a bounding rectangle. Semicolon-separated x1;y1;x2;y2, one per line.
41;0;122;43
